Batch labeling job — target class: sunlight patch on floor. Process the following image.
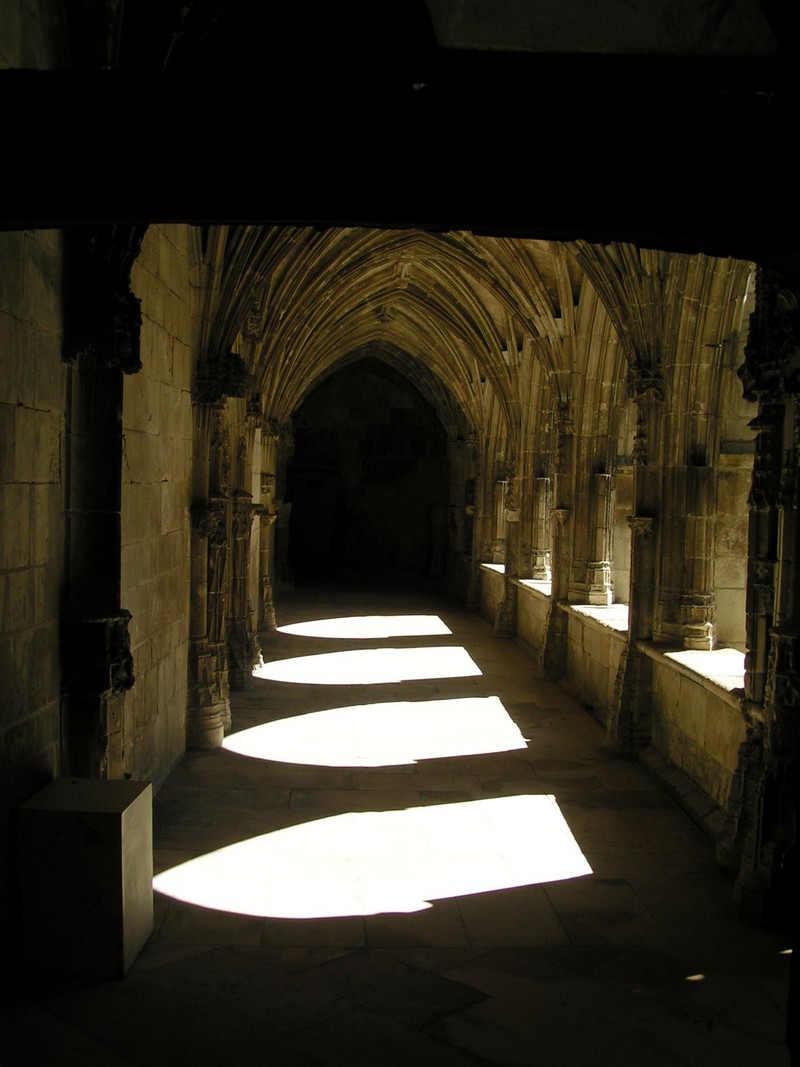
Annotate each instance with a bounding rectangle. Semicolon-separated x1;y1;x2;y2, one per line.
222;695;527;766
252;645;482;685
153;794;592;919
277;614;452;639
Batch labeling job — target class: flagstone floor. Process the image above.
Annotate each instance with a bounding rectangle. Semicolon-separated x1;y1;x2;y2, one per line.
4;585;793;1065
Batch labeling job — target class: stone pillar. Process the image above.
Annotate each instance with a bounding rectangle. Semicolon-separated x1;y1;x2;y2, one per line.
258;506;278;631
226;492;260;690
530;476;552;580
717;267;798;924
186;353;250;748
61;225;146;779
490;478;507;564
272;424;294;588
607;370;664;754
540;507;571;674
186;502;225;750
678;463;717;649
495;473;520;637
540;401;574;676
657;461;718;649
606;516;656;754
586;472;614;605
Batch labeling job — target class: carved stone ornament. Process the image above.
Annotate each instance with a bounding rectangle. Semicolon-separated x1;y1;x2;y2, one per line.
632;411;649;466
247;393;264;425
191;503;226;544
260;472;276;495
263;418;282;441
738;268;800;402
193;350;250;405
62;225;147;374
626;362;665;404
627;514;655;537
552;507;570;528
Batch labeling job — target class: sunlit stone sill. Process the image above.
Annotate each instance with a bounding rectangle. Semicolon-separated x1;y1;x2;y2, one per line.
639;643;746;699
480;562;505;574
567;602;629;632
517;578;553;597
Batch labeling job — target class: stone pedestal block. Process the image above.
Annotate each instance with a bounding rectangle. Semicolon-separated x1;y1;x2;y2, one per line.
18;777;153;977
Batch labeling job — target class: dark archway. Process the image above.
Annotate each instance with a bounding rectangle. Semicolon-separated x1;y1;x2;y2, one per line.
287;357;449;589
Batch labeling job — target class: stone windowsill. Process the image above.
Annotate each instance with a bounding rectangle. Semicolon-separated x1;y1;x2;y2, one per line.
480;564;745;698
567;602;630;633
517;578;553;597
639;642;745;701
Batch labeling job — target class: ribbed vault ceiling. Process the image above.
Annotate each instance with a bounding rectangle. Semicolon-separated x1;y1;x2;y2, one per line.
206;225;585;432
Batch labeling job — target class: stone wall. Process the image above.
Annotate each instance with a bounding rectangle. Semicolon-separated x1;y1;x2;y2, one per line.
564;609;627;725
121;225;194;787
479;565;505;626
516;582;551;660
649;653;743;808
0;229;65;943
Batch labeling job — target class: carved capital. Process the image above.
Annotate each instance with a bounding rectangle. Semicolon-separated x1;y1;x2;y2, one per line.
191;501;226;544
193;350;250;405
231;494;256;540
627;363;664;405
247;393;263;425
552;507;570;528
627;515;655;537
63;225;147;374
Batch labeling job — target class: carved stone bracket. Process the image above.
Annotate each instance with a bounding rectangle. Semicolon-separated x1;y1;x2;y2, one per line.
193;350;250;405
191;502;226;544
263;418;282;441
247;392;263;426
64;611;135;694
552;508;570;528
738;268;800;403
627;515;655;538
62;225;147;374
627;365;665;405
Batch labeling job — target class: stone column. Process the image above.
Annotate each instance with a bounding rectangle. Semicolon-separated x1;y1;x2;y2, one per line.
490;477;507;564
678;463;717;649
586;472;614;605
606;516;656;754
61;225;146;779
530;476;552;580
716;268;798;925
272;424;294;588
607;371;664;754
258;508;278;631
186;500;226;749
657;461;717;649
495;473;520;637
186;351;250;746
540;507;571;674
206;495;232;732
226;491;260;690
540;402;574;676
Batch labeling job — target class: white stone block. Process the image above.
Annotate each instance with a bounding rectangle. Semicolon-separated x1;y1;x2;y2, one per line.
18;777;153;977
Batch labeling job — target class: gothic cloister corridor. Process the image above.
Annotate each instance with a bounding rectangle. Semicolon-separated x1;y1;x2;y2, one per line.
3;585;790;1066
